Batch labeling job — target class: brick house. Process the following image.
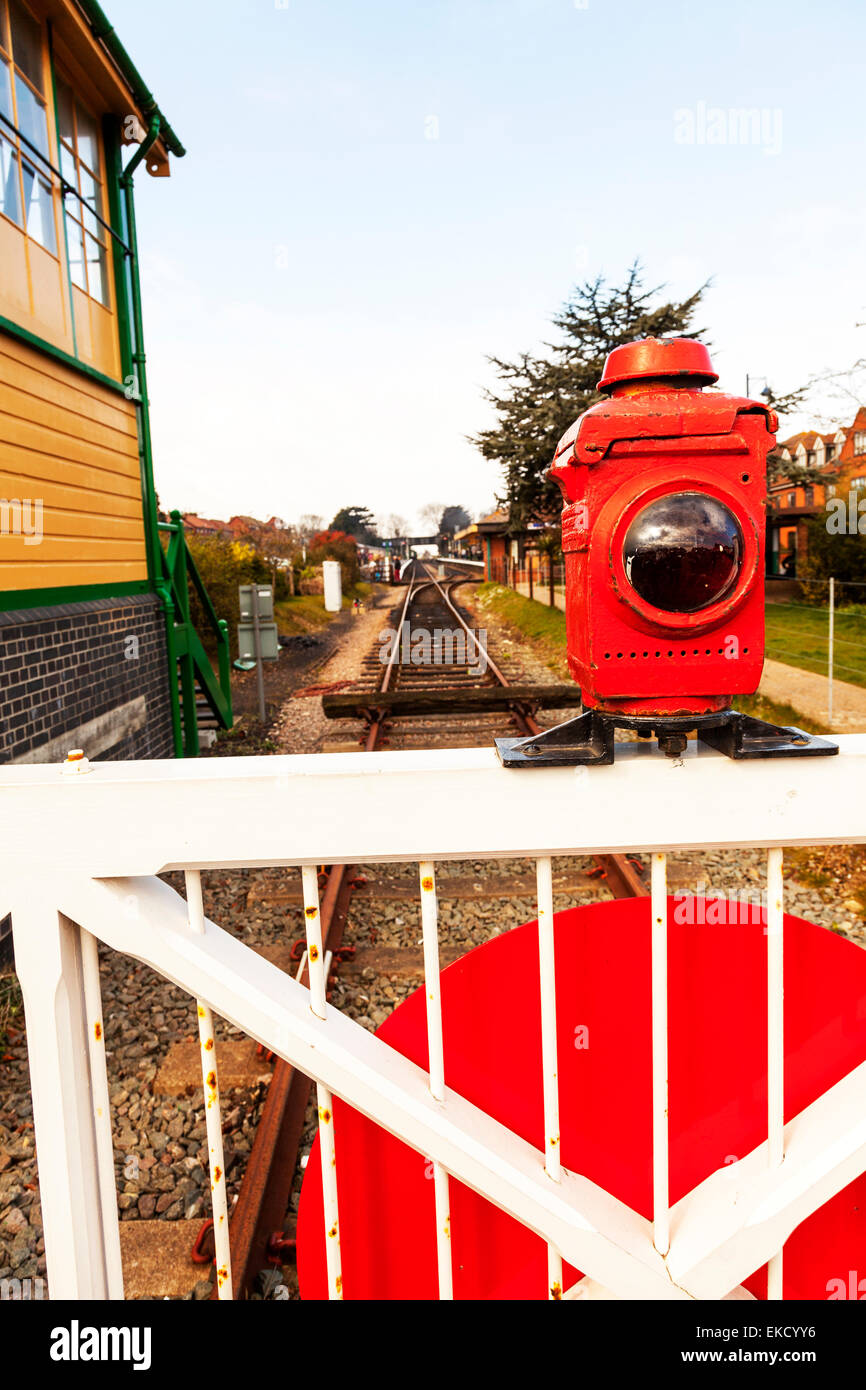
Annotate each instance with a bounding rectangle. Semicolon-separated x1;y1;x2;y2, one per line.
767;412;866;576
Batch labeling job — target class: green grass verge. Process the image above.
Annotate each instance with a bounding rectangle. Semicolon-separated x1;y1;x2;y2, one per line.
475;582;832;733
476;582;569;677
274;581;373;636
764;600;866;690
733;692;829;735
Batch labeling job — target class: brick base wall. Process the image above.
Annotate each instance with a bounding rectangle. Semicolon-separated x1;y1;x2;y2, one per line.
0;593;175;764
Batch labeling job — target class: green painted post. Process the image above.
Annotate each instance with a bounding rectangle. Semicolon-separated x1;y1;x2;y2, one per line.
158;585;183;758
217;620;232;720
169;511;198;756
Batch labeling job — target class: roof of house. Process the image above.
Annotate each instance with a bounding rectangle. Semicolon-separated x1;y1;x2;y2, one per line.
777;431;820;455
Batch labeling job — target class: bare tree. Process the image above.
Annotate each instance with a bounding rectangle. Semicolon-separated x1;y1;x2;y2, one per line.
418;503;445;533
297;513;325;539
800;358;866;428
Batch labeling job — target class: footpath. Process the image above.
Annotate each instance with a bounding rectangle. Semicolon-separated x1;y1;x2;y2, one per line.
759;659;866;733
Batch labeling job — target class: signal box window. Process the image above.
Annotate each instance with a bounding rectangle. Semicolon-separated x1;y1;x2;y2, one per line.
56;76;109;306
0;0;56;254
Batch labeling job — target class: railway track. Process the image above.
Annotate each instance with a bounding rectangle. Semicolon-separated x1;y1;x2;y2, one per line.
326;559;582;749
210;560;646;1297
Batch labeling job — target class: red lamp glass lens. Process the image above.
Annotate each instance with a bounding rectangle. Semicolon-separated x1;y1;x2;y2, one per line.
623;492;743;613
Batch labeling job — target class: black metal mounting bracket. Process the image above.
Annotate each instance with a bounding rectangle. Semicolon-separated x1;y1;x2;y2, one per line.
495;708;838;768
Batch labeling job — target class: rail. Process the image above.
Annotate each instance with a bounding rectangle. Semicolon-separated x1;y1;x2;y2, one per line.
157;510;233;756
3;738;865;1300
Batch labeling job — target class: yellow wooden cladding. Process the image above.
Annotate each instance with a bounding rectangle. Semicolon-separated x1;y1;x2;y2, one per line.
0;333;146;592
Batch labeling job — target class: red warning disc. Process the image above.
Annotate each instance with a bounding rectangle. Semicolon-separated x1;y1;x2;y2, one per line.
297;897;866;1299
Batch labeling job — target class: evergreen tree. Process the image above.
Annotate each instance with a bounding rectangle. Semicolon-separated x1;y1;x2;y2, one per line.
471;263;707;524
440;505;471;535
330;506;377;543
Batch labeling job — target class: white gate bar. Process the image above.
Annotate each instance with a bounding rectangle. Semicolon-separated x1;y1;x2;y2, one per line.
666;1054;866;1298
651;853;669;1257
316;1084;342;1299
419;864;446;1100
765;848;785;1300
80;928;124;1299
301;866;343;1300
185;870;233;1300
432;1163;453;1301
301;865;328;1019
419;862;453;1300
9;889;122;1298
3;739;864;878
536;856;563;1299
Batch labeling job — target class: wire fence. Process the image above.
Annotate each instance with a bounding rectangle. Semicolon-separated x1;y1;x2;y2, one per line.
765;578;866;720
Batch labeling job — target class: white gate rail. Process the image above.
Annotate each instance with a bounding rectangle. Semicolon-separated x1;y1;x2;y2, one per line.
2;738;865;1301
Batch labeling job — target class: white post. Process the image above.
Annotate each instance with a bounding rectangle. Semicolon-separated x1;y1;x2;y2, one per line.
536;856;563;1299
250;585;267;724
185;871;233;1299
10;887;121;1298
766;847;785;1300
301;865;343;1299
80;929;125;1298
323;560;342;613
651;853;670;1257
419;862;453;1300
828;577;835;727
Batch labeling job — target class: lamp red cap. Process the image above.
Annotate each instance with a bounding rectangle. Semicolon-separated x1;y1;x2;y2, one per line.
598;338;718;393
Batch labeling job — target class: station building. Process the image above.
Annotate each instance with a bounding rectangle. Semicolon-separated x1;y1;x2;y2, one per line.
0;0;229;764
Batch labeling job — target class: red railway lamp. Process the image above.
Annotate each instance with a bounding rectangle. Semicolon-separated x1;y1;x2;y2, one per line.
498;337;836;765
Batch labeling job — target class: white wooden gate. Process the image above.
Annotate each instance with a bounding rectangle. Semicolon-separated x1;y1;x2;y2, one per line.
1;738;865;1300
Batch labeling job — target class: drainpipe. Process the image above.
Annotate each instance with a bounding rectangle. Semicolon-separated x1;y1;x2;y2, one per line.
120;117;183;756
119;115;161;585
